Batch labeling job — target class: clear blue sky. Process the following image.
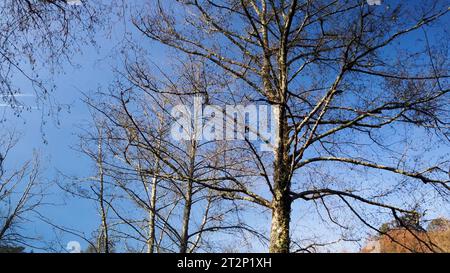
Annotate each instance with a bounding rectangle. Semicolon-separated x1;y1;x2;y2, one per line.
0;16;141;251
1;0;449;252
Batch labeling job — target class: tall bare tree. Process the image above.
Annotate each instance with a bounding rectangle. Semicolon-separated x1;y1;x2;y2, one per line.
130;0;450;252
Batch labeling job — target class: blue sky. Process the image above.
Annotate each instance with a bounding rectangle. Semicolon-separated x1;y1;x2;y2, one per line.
1;47;109;251
0;19;132;250
1;0;449;252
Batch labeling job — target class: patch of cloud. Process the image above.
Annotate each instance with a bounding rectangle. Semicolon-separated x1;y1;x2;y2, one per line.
1;93;36;109
66;0;83;6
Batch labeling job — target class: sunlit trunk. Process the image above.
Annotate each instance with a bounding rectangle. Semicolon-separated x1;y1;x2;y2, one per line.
269;193;291;253
147;175;158;253
268;75;291;253
179;140;196;253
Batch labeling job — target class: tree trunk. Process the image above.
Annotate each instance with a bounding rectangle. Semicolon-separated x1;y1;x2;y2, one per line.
269;194;291;253
179;178;193;253
179;140;196;253
147;174;158;253
269;101;291;253
97;128;109;253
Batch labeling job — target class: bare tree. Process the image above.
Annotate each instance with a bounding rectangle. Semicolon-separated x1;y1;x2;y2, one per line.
0;1;126;252
89;121;111;253
0;129;45;250
0;0;107;112
129;0;450;252
79;57;262;252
